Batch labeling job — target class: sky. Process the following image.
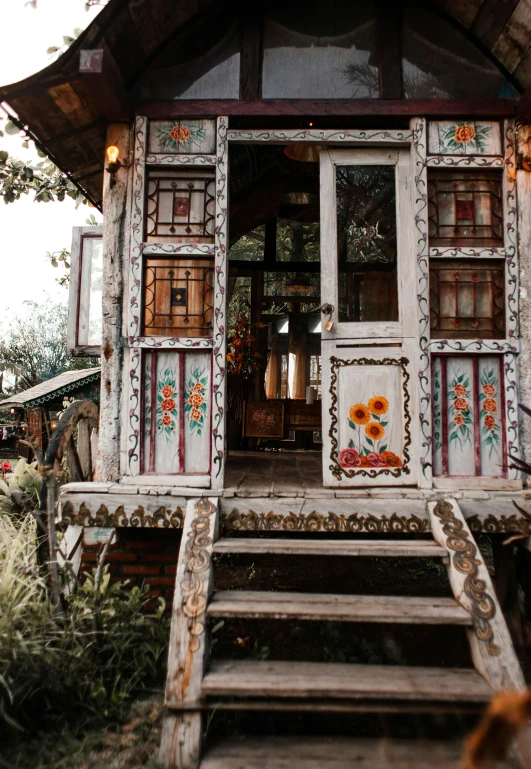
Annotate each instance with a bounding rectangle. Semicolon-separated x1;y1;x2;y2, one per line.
0;0;103;324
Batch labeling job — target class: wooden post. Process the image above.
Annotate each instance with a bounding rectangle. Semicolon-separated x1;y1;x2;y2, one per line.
95;123;133;482
161;497;220;769
517;124;531;483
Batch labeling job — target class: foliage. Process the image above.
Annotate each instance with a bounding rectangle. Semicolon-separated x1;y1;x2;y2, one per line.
226;313;265;380
0;512;168;739
0;458;42;519
0;115;86;206
0;299;99;391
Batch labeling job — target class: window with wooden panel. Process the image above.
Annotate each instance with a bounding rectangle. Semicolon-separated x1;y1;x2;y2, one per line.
428;171;503;248
429;260;505;339
143;257;214;337
145;168;215;242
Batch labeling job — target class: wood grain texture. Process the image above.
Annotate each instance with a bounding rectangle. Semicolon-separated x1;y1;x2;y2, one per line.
207;591;472;625
201;660;492;702
201;735;464;769
213;538;447;558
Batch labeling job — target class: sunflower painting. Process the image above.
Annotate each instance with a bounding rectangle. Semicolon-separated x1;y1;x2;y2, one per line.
341;394;402;469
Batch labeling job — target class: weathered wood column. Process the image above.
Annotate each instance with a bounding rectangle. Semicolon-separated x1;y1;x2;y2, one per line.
517;125;531;482
95;123;133;482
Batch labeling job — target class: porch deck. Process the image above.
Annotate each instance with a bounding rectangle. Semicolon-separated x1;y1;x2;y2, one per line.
225;451;324;496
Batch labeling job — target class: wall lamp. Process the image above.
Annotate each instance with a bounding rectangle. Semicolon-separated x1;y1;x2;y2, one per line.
106;145;132;187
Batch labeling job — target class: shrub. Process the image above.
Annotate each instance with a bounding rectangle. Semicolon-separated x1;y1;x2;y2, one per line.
0;511;168;737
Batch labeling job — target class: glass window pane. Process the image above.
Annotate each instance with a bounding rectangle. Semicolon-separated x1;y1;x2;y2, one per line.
130;20;240;100
428;171;504;248
402;3;519;99
262;2;378;99
336;165;398;322
78;236;103;347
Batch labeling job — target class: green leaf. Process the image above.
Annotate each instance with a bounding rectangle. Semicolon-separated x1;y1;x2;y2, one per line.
5;121;20;135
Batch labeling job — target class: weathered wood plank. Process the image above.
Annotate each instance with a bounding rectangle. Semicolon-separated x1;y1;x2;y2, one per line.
471;0;521;49
162;498;219;769
428;498;525;691
207;591;472;625
202;660;492;702
213;538;447;558
492;1;531;73
201;735;464;769
95;123;132;482
445;0;484;28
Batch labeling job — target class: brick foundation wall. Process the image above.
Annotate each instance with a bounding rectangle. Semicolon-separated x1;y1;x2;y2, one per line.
80;528;182;611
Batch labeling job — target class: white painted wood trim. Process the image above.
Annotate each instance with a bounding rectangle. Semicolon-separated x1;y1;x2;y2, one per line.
327;148;398;165
504;351;521;480
504;119;519;343
129;337;213;350
210;117;229;490
145;153;216;166
429;247;507;259
411;117;432;487
121;474;210;487
427;339;519;353
426;156;504;167
228;128;413;145
142;243;215;256
432;477;522;491
67;226;104;357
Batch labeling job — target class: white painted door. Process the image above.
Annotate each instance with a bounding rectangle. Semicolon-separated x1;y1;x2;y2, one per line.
320;148;419;486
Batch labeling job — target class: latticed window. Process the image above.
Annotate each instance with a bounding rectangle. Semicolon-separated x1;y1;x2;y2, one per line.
429;260;505;339
428;171;503;247
145;168;215;242
143;258;214;337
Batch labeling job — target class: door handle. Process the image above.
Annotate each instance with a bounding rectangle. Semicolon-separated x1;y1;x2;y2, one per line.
320;303;334;331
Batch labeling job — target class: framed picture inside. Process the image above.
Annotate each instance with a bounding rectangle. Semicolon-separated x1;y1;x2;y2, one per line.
244;402;285;438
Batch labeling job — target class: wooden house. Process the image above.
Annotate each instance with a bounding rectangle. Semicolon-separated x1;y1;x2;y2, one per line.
3;0;531;764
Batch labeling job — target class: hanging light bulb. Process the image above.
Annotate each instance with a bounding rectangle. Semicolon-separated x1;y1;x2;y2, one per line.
106;145;120;164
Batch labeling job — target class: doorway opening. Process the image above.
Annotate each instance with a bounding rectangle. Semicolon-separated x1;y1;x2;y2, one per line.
226;144;323;487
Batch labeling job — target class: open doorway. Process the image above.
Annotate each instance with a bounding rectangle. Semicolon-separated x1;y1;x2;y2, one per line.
226;144;323;479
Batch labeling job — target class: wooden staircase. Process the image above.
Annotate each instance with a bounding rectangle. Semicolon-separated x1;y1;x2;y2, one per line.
159;497;526;769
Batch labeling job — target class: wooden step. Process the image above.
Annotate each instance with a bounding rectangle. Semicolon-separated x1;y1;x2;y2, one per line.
200;735;465;769
207;591;471;625
201;660;492;703
213;538;447;558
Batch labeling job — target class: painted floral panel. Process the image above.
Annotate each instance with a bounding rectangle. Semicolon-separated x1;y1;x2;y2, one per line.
185;367;208;436
148;119;216;155
340;395;404;470
156;368;178;437
428;121;502;156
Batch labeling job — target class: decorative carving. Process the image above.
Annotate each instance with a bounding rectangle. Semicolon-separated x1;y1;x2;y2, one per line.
468;510;531;535
129;336;213;349
427;157;505;168
433;499;500;656
145;154;216;166
429;339;518;353
228;129;413;144
328;356;411;480
212;117;228;481
412;117;433;482
181;498;217;652
62;500;184;528
224;509;428;534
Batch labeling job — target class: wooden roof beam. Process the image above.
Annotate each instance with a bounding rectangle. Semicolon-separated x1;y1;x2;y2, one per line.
79;49;132;122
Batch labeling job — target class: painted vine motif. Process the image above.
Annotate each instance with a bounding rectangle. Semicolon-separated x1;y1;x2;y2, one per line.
479;368;501;459
448;369;473;450
156;121;207;153
144;359;152;440
156;368;178;437
438;122;492;154
433;366;442;453
340;396;403;469
185;367;208;436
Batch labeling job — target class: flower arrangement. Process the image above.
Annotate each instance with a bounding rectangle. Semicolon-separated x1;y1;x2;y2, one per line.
340;395;402;469
226;313;265;380
185;368;208;436
1;461;12;478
